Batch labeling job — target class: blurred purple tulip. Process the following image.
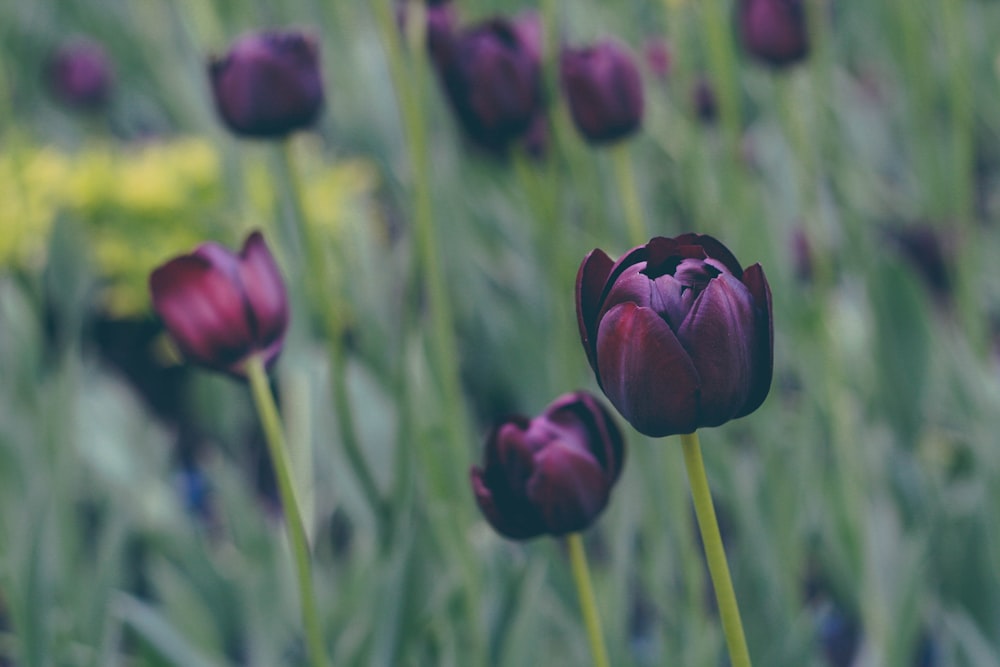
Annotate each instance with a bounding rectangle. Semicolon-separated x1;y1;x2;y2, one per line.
561;39;645;145
431;13;544;152
576;234;773;437
46;39;114;111
738;0;810;68
209;30;324;139
470;391;626;539
693;77;719;124
149;231;289;376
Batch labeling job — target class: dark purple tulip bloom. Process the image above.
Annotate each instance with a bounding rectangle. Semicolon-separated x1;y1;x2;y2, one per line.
209;30;324;139
149;231;289;376
431;13;544;152
886;225;953;300
576;234;773;437
46;39;114;111
471;391;625;540
561;39;644;145
738;0;809;68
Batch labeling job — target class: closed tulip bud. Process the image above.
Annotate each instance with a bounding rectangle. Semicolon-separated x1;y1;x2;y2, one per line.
692;77;719;124
46;39;114;111
576;234;773;437
432;14;543;152
471;391;625;540
209;30;324;139
738;0;809;68
149;231;289;376
561;39;644;145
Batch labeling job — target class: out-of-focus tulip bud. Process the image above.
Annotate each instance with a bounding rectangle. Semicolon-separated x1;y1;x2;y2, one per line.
209;30;324;139
692;77;719;124
470;391;625;540
643;37;672;80
885;225;954;301
46;39;114;111
520;111;550;160
561;40;645;145
149;231;289;376
576;234;773;437
431;13;544;152
790;226;815;284
737;0;809;68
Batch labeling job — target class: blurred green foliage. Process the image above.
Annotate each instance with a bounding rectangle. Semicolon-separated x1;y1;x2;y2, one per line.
2;0;1000;666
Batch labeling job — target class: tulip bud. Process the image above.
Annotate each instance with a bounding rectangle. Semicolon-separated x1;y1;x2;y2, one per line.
643;37;672;80
45;39;114;111
561;39;645;145
737;0;809;68
885;225;953;301
692;77;719;124
470;391;626;540
576;234;773;437
431;14;544;152
209;30;324;139
149;231;289;376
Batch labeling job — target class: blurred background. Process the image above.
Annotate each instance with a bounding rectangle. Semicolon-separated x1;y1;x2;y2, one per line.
2;0;1000;665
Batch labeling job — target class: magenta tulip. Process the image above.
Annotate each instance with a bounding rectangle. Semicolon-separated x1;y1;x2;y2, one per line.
471;391;625;540
209;30;324;138
576;234;773;437
738;0;809;68
560;39;644;145
46;39;114;111
430;13;543;152
149;231;289;376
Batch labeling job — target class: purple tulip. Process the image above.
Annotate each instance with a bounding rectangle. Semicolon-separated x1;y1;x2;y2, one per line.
149;231;289;376
46;39;114;111
693;77;719;124
209;30;324;139
737;0;809;68
576;234;773;437
560;39;644;145
431;13;544;152
470;391;625;540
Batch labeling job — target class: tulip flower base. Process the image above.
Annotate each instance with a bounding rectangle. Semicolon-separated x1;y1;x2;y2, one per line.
680;431;752;667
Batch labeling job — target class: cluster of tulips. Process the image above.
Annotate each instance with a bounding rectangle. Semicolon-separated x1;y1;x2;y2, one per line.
46;0;814;665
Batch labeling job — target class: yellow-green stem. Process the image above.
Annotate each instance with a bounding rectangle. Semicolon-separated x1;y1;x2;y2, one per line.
566;533;610;667
680;431;752;667
611;143;647;247
246;356;328;667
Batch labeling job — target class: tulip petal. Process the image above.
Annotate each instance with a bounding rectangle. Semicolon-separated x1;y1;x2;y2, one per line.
596;303;700;437
150;254;254;371
239;231;289;360
677;273;755;426
735;263;774;418
576;248;615;372
544;392;625;481
674;233;745;278
470;466;544;540
526;440;610;535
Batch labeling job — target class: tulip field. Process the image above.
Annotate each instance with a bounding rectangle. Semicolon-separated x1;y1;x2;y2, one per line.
4;0;1000;665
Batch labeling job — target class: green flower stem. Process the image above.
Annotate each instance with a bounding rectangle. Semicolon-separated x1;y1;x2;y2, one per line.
702;0;742;156
611;143;647;247
245;355;328;667
276;141;389;538
566;533;610;667
679;431;752;667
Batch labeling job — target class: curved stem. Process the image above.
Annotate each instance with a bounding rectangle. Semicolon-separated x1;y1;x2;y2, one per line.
611;143;646;247
246;356;328;667
680;431;752;667
566;533;610;667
